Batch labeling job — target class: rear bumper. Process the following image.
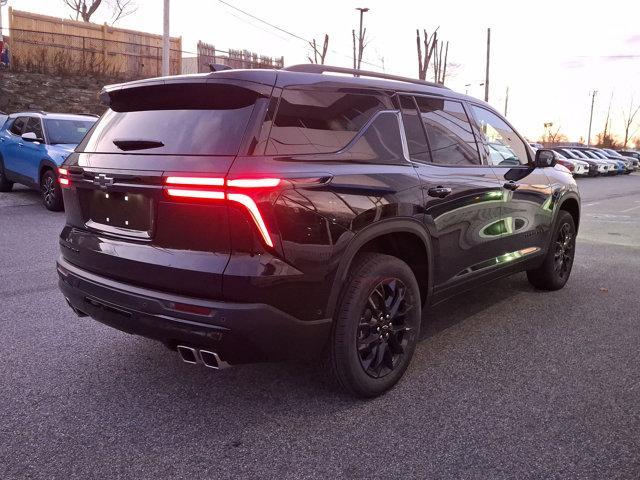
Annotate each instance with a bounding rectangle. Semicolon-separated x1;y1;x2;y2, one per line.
56;256;332;365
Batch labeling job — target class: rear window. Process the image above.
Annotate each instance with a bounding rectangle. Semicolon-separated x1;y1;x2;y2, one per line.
45;118;95;145
79;84;262;155
266;89;388;155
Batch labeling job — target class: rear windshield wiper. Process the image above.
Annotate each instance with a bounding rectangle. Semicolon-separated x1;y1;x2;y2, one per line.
113;139;164;151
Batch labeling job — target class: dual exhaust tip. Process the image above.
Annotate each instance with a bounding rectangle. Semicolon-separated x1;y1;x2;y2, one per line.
176;345;230;370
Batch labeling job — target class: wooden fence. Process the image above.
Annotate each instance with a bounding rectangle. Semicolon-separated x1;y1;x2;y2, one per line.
196;41;283;73
7;8;182;79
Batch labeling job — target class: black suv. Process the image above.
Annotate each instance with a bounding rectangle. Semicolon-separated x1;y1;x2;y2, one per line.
57;65;580;397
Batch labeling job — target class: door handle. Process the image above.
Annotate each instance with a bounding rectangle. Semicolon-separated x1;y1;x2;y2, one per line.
503;181;519;191
427;186;452;198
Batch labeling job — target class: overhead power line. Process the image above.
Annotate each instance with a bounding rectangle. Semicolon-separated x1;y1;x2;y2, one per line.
215;0;383;69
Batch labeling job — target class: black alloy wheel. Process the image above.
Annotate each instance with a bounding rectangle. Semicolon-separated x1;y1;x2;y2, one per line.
527;210;576;291
357;278;414;379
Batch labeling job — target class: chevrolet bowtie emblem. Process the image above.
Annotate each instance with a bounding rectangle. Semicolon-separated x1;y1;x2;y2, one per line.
93;174;114;189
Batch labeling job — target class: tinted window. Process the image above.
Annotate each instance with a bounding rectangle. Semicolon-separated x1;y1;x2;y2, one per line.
341;111;405;164
24;117;44;140
266;89;387;155
81;84;262;155
470;105;529;166
415;97;480;165
44;119;95;145
9;117;27;135
399;96;431;162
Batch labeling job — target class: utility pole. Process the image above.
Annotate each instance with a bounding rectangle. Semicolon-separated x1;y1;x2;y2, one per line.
355;7;369;70
587;90;597;147
504;86;509;117
484;28;491;102
162;0;170;76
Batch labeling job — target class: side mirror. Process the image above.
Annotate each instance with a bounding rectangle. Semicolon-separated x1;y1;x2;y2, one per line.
21;131;44;143
535;149;556;168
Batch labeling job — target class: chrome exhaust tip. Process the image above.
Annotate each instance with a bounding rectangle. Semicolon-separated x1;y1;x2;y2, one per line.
199;350;230;370
176;345;198;364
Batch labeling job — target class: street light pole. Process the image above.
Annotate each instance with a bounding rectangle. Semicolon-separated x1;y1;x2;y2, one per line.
355;7;369;70
587;90;597;147
162;0;170;76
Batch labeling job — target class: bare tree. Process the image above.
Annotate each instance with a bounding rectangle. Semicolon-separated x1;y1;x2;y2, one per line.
308;34;329;64
540;125;568;144
64;0;103;22
621;97;640;148
109;0;137;25
63;0;136;24
417;28;449;84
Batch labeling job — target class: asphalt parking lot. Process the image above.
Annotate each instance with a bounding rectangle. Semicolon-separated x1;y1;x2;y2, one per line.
1;174;639;480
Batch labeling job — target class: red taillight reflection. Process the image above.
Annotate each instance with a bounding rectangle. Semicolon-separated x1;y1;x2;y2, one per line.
58;168;71;187
163;176;280;248
58;168;68;176
59;177;70;186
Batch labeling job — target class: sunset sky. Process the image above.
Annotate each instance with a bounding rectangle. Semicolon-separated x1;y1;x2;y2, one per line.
3;0;640;144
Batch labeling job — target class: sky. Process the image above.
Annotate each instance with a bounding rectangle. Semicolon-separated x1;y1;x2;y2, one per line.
2;0;640;144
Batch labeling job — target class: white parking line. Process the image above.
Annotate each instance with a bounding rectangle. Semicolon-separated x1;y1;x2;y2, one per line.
620;204;640;213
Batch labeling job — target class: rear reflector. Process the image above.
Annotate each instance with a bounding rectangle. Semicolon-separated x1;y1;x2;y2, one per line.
172;302;213;316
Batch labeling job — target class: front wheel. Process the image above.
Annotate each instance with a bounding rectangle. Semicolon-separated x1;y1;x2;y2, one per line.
329;253;422;398
41;169;64;211
527;210;576;291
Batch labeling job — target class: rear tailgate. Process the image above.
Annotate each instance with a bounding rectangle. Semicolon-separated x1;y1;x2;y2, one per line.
59;80;272;299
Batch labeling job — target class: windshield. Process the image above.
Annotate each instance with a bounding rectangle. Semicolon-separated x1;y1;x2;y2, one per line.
603;149;622;157
45;118;96;145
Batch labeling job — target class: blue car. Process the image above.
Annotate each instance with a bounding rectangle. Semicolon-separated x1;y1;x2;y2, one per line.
0;112;97;210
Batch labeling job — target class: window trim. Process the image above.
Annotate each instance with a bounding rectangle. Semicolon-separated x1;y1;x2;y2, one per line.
25;116;47;144
398;92;485;168
466;102;533;168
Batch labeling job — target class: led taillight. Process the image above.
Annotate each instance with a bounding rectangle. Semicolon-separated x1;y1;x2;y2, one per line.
165;176;224;186
163;176;281;249
58;168;71;187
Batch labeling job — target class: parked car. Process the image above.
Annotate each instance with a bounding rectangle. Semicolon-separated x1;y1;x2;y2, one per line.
0;112;97;210
573;148;622;175
617;150;640;163
0;111;7;126
558;148;608;176
56;65;580;397
601;148;638;171
553;150;589;176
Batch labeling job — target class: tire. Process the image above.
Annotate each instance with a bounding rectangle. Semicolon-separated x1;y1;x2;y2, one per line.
329;252;422;398
527;210;576;291
41;169;64;212
0;158;14;192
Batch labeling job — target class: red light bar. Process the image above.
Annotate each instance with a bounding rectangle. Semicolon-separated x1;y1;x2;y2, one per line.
228;193;274;247
165;176;224;186
58;168;69;176
166;189;224;200
59;177;71;186
227;178;281;188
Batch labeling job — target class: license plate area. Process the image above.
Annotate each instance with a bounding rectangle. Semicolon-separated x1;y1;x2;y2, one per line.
83;190;153;239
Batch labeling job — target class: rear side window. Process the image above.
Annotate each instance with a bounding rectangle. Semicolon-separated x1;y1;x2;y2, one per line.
415;97;480;165
80;83;263;155
9;117;27;135
341;111;406;164
399;96;431;162
24;117;44;140
266;89;387;155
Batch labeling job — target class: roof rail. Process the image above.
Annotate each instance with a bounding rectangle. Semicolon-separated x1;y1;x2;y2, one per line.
19;110;48;116
282;64;448;90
